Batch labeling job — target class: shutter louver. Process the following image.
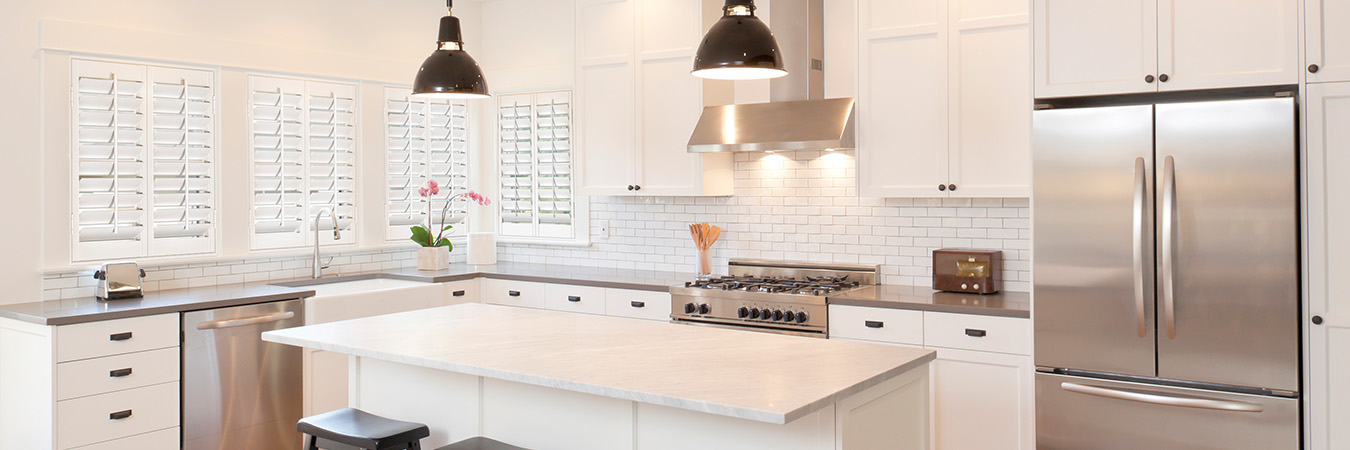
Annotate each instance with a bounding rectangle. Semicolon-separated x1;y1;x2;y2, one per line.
72;59;217;262
384;87;469;241
499;91;575;239
250;75;358;250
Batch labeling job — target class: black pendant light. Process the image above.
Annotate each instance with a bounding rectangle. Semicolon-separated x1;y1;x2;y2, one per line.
413;0;489;99
692;0;787;80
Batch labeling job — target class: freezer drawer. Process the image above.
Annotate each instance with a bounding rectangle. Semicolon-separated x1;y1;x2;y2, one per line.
1035;373;1298;450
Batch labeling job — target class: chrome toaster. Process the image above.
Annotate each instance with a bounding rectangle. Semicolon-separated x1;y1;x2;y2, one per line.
94;262;146;300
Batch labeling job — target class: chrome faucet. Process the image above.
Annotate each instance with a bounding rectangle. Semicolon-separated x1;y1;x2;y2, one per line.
314;208;342;278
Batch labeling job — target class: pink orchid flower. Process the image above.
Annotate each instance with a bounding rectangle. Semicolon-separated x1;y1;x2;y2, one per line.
418;187;429;197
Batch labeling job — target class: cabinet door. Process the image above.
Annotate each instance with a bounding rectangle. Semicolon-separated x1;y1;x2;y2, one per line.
1308;0;1350;83
576;0;637;196
1306;82;1350;450
931;348;1034;450
857;0;952;198
635;0;714;196
1157;0;1298;91
1033;0;1157;98
948;0;1031;197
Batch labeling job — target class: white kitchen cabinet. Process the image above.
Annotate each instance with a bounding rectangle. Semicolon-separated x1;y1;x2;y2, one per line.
482;278;548;309
604;289;673;321
1308;0;1350;83
1034;0;1297;98
857;0;1030;198
1033;0;1157;98
1156;0;1298;91
574;0;733;197
1305;82;1350;450
543;283;608;315
443;279;478;305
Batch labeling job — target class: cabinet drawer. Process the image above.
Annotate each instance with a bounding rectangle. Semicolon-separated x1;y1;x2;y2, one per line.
828;305;924;346
57;347;180;401
56;382;180;450
923;312;1029;355
605;289;672;321
443;279;479;304
543;284;607;315
56;314;179;363
481;279;546;309
72;427;179;450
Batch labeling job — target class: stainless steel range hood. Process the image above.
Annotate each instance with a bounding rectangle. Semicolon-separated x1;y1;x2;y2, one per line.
687;0;855;153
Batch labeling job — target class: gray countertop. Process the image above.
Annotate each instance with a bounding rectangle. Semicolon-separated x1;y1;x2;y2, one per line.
0;283;317;326
279;262;692;293
827;285;1031;319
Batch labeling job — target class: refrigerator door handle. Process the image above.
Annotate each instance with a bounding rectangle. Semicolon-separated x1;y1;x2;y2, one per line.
1161;155;1177;339
1132;157;1148;338
1061;382;1264;413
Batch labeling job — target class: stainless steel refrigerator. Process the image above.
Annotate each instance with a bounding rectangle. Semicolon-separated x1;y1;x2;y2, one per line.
1032;97;1301;449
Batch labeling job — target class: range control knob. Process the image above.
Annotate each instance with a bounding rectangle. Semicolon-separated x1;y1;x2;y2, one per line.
772;310;784;321
796;312;809;324
737;307;750;319
782;311;797;323
760;308;773;320
749;308;762;319
684;303;697;314
698;303;712;315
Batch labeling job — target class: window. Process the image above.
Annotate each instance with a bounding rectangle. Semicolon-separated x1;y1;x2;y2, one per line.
383;87;470;241
498;90;585;242
249;75;358;250
71;59;217;261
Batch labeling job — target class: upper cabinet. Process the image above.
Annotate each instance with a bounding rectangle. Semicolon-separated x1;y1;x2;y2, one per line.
1034;0;1298;98
1308;0;1350;83
574;0;733;197
858;0;1031;198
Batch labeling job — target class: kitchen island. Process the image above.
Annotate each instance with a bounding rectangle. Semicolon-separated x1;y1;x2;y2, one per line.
263;303;935;450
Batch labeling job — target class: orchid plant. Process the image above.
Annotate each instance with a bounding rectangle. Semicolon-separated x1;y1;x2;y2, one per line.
410;180;491;249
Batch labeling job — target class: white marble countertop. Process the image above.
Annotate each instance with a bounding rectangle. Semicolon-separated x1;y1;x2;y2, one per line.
262;303;935;424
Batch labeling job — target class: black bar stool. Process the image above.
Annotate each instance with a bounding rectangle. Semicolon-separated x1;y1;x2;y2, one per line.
435;437;530;450
298;408;431;450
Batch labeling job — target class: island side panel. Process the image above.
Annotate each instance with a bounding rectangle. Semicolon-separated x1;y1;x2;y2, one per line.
482;378;635;450
835;365;931;450
635;403;836;450
352;357;482;448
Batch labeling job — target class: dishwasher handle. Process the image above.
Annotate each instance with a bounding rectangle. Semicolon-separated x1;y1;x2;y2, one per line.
195;311;296;330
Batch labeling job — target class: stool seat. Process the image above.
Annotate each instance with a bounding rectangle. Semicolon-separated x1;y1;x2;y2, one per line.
298;408;430;450
435;436;531;450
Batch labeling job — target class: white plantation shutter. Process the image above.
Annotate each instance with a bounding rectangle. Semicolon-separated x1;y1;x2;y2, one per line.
384;87;470;241
249;75;357;250
72;59;217;262
499;90;576;239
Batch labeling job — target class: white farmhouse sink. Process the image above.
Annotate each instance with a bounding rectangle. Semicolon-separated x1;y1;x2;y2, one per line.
304;278;431;297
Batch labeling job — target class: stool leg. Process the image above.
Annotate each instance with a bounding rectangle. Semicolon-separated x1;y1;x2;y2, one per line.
304;434;319;450
408;441;421;450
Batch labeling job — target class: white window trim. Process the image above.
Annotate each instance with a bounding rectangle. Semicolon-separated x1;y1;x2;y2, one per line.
381;85;473;243
494;89;589;246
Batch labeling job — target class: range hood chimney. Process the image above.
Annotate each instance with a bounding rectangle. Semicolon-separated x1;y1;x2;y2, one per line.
687;0;856;153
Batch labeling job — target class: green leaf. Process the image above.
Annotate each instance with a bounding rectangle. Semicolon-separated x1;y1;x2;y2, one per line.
409;226;432;247
442;224;454;232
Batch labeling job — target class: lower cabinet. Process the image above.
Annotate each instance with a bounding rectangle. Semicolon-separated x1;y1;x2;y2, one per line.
827;305;1033;450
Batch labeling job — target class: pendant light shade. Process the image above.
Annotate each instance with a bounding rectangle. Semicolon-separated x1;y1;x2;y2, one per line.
692;0;787;80
413;1;489;99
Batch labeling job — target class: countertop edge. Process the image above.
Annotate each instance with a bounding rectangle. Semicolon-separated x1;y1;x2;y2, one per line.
0;289;316;326
826;297;1031;319
779;349;938;423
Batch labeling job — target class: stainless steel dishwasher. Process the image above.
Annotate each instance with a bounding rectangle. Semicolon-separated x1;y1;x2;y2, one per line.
182;299;304;450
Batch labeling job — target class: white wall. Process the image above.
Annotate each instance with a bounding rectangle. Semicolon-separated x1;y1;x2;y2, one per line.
2;0;484;304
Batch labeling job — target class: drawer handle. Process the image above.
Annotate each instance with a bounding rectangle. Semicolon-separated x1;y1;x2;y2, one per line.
196;311;295;330
630;301;646;308
508;291;521;297
109;410;133;420
568;296;582;302
109;368;133;378
109;332;133;341
864;320;884;329
452;290;466;297
965;328;988;337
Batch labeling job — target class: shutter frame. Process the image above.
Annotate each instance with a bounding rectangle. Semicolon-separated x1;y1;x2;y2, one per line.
498;90;576;240
384;86;470;242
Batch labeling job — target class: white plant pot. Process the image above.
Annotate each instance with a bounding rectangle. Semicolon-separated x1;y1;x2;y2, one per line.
417;246;451;271
468;232;497;265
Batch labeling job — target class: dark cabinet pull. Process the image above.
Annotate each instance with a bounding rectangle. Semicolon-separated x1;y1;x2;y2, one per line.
508;291;521;297
452;290;466;297
1159;74;1170;82
1313;315;1324;325
109;332;133;341
630;301;645;308
635;185;641;191
109;410;133;420
864;320;884;329
1309;64;1320;74
1145;74;1155;83
627;185;635;191
567;296;582;302
109;368;133;378
965;328;988;337
938;184;947;191
948;184;957;192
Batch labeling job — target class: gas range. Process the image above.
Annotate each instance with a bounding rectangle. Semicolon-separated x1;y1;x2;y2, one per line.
669;260;879;338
